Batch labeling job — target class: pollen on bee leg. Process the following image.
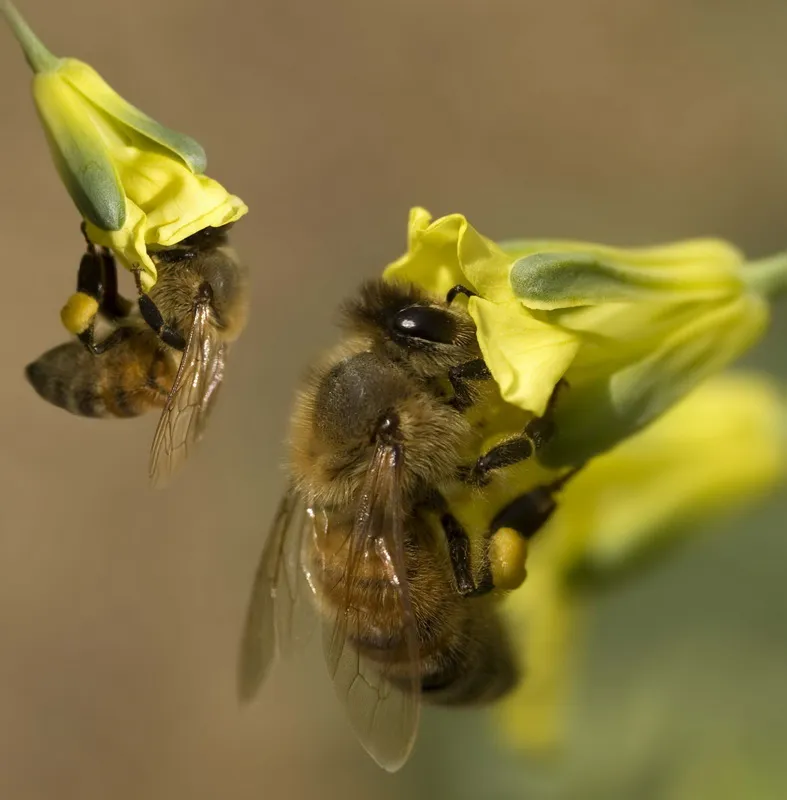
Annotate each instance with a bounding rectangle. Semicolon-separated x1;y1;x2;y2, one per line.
60;292;99;335
489;527;528;591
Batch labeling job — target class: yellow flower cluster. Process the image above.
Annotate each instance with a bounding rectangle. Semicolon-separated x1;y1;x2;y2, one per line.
386;209;786;754
385;208;771;466
4;1;246;297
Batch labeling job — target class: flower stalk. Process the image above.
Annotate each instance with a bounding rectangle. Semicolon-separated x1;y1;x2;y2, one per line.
743;251;787;299
2;1;57;72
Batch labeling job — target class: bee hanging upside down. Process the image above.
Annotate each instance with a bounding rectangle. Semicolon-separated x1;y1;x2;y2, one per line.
238;279;581;772
25;222;249;486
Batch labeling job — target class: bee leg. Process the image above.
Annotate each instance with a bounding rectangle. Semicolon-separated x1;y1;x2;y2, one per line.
446;284;478;304
78;324;135;355
459;379;568;485
133;271;187;351
95;249;133;320
77;225;134;320
484;467;584;590
448;358;492;411
489;467;582;540
74;243;135;355
440;509;495;598
441;471;577;599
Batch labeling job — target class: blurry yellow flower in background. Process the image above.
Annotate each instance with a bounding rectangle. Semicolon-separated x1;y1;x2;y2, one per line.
385;208;785;468
496;372;786;753
2;2;247;294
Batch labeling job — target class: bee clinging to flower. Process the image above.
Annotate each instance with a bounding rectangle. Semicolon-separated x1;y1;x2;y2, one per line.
4;3;250;484
28;222;248;485
238;278;581;771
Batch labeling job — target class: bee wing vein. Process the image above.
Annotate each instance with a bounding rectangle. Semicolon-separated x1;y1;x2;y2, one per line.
238;488;316;702
149;301;225;486
320;443;421;772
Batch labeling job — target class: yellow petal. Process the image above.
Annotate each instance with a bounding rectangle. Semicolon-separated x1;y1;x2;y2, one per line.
383;210;470;297
468;297;580;416
455;222;516;303
85;200;156;290
384;207;518;303
406;206;434;248
84;151;248;290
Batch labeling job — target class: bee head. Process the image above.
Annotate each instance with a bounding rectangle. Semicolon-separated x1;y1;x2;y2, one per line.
193;245;248;339
341;280;481;380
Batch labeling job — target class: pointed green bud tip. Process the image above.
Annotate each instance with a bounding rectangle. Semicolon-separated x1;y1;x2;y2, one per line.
2;1;61;73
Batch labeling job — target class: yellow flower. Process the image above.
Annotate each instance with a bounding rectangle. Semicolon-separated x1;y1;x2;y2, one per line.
495;372;786;753
384;208;781;467
385;208;580;417
3;2;247;292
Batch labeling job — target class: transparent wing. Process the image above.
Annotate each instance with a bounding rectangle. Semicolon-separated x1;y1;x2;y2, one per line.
237;488;317;702
149;301;225;487
318;444;421;772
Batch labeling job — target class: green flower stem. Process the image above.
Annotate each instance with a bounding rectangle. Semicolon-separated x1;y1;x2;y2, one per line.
744;252;787;300
2;1;60;73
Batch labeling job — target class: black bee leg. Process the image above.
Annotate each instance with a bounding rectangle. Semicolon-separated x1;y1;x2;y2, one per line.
77;226;133;321
74;242;135;355
138;295;187;351
459;379;568;485
490;467;582;540
446;284;478;304
96;250;133;320
448;358;492;411
441;510;495;598
78;324;135;355
458;438;535;487
133;271;187;351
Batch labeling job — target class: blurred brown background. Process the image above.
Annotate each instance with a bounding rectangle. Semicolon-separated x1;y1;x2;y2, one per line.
2;1;786;798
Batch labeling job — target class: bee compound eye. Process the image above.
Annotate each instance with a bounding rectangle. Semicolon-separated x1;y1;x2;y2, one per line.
392;305;457;344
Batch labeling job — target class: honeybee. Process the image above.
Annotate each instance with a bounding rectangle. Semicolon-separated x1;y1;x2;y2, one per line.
238;279;580;771
27;222;248;485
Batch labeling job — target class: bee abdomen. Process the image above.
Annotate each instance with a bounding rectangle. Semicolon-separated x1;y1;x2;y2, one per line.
420;614;519;706
25;354;108;418
314;575;518;705
25;340;166;420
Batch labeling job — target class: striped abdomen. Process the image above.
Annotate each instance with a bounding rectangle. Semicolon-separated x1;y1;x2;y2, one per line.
26;327;176;419
310;513;519;707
